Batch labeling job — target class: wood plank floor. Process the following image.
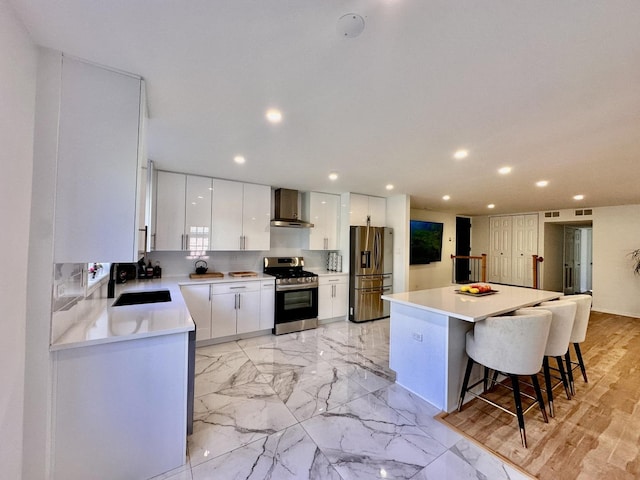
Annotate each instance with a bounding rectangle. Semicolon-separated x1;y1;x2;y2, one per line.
439;311;640;480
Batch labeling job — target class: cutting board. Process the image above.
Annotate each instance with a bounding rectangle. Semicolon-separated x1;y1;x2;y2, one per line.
228;271;258;277
189;272;224;279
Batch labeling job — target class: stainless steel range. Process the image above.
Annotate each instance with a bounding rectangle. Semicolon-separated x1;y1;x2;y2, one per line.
264;256;318;335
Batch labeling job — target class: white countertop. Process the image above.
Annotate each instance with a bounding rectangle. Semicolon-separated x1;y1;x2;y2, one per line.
311;270;348;276
382;284;562;322
51;278;195;351
176;272;275;285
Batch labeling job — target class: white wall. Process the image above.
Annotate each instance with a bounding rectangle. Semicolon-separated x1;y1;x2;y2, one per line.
386;195;410;293
591;205;640;317
470;215;490;257
0;2;36;477
474;205;640;318
408;208;457;290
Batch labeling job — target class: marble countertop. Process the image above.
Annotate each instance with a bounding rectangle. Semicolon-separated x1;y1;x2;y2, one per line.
382;284;562;322
176;272;275;285
51;278;195;351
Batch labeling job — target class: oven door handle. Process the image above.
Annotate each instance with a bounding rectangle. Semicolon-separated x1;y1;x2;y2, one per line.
275;283;318;291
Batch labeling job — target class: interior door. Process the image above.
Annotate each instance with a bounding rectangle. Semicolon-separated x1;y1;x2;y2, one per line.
455;217;471;283
563;227;576;294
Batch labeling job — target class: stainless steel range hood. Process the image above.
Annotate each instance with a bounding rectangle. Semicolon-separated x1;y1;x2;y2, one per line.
271;188;314;228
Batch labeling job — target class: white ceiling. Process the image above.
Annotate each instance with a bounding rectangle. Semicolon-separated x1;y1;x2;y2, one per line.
11;0;640;216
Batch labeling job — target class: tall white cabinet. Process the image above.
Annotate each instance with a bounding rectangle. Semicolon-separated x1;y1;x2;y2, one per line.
53;56;144;262
488;214;538;287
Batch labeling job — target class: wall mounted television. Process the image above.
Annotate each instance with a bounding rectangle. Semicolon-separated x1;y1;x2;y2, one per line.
409;220;444;265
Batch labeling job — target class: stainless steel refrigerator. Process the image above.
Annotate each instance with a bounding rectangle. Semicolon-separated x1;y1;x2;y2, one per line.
349;226;393;322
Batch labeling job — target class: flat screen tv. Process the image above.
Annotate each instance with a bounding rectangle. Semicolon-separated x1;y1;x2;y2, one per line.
410;220;444;265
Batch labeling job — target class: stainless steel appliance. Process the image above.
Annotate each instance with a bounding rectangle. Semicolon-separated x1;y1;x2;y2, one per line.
270;188;314;228
264;257;319;334
349;226;393;322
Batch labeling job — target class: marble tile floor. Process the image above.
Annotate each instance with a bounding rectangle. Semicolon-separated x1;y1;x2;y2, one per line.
153;319;531;480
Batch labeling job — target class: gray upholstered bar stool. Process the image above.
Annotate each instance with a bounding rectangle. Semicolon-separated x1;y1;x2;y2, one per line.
516;300;577;417
458;311;552;448
557;294;593;394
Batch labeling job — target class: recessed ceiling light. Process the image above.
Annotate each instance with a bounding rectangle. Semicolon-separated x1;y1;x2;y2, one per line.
385;184;394;190
265;109;282;123
536;180;549;187
498;166;512;175
328;172;338;181
487;204;495;209
234;155;246;164
442;195;450;201
573;194;585;200
453;149;469;160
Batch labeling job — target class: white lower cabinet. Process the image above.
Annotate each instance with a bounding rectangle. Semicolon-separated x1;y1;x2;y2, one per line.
180;284;212;341
260;280;275;330
52;334;188;480
318;275;348;320
181;279;274;341
212;283;261;336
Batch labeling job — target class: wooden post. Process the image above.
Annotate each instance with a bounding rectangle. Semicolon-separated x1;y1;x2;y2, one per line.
481;254;487;283
532;255;544;289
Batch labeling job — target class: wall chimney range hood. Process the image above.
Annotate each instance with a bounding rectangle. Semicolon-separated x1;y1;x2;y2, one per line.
271;188;314;228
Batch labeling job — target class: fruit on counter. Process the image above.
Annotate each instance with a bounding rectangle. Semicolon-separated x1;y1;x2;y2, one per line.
460;285;471;292
470;284;492;293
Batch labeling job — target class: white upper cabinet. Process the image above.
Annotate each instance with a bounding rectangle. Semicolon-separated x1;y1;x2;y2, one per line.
303;192;340;250
154;172;212;251
154;171;186;250
348;193;386;227
185;175;213;252
54;56;143;262
211;180;270;251
241;183;271;251
211;179;243;250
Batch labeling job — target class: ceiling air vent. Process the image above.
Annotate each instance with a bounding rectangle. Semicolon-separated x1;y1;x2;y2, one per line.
584;209;593;215
575;209;583;216
545;211;560;218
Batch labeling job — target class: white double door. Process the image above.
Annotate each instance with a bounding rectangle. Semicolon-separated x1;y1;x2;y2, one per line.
489;214;538;287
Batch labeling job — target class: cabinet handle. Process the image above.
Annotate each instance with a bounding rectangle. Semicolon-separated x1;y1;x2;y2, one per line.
230;286;246;290
234;293;238;310
185;234;189;250
151;233;156;250
238;293;241;310
328;279;339;282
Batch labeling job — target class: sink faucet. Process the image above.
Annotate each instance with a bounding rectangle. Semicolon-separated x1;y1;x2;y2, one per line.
107;263;118;298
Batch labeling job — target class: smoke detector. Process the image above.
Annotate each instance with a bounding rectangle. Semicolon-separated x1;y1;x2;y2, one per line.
337;13;365;38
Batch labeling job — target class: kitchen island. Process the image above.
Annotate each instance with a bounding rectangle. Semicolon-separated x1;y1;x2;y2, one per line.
50;279;195;480
382;284;561;412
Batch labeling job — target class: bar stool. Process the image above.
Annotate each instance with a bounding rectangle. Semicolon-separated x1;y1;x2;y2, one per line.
557;294;593;394
516;300;577;417
458;311;552;448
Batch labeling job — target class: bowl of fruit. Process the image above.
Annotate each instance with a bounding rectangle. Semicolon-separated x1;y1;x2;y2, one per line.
456;284;497;296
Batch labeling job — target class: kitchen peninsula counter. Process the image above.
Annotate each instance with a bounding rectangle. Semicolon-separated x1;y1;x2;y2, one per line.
50;278;194;480
382;284;561;412
51;278;194;351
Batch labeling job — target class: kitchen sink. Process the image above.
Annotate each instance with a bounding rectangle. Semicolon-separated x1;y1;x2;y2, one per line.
112;289;172;306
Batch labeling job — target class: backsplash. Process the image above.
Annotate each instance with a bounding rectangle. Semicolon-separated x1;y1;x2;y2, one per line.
147;227;344;276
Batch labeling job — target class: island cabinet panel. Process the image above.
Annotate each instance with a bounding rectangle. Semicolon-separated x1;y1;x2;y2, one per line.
52;333;188;480
54;56;143;262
